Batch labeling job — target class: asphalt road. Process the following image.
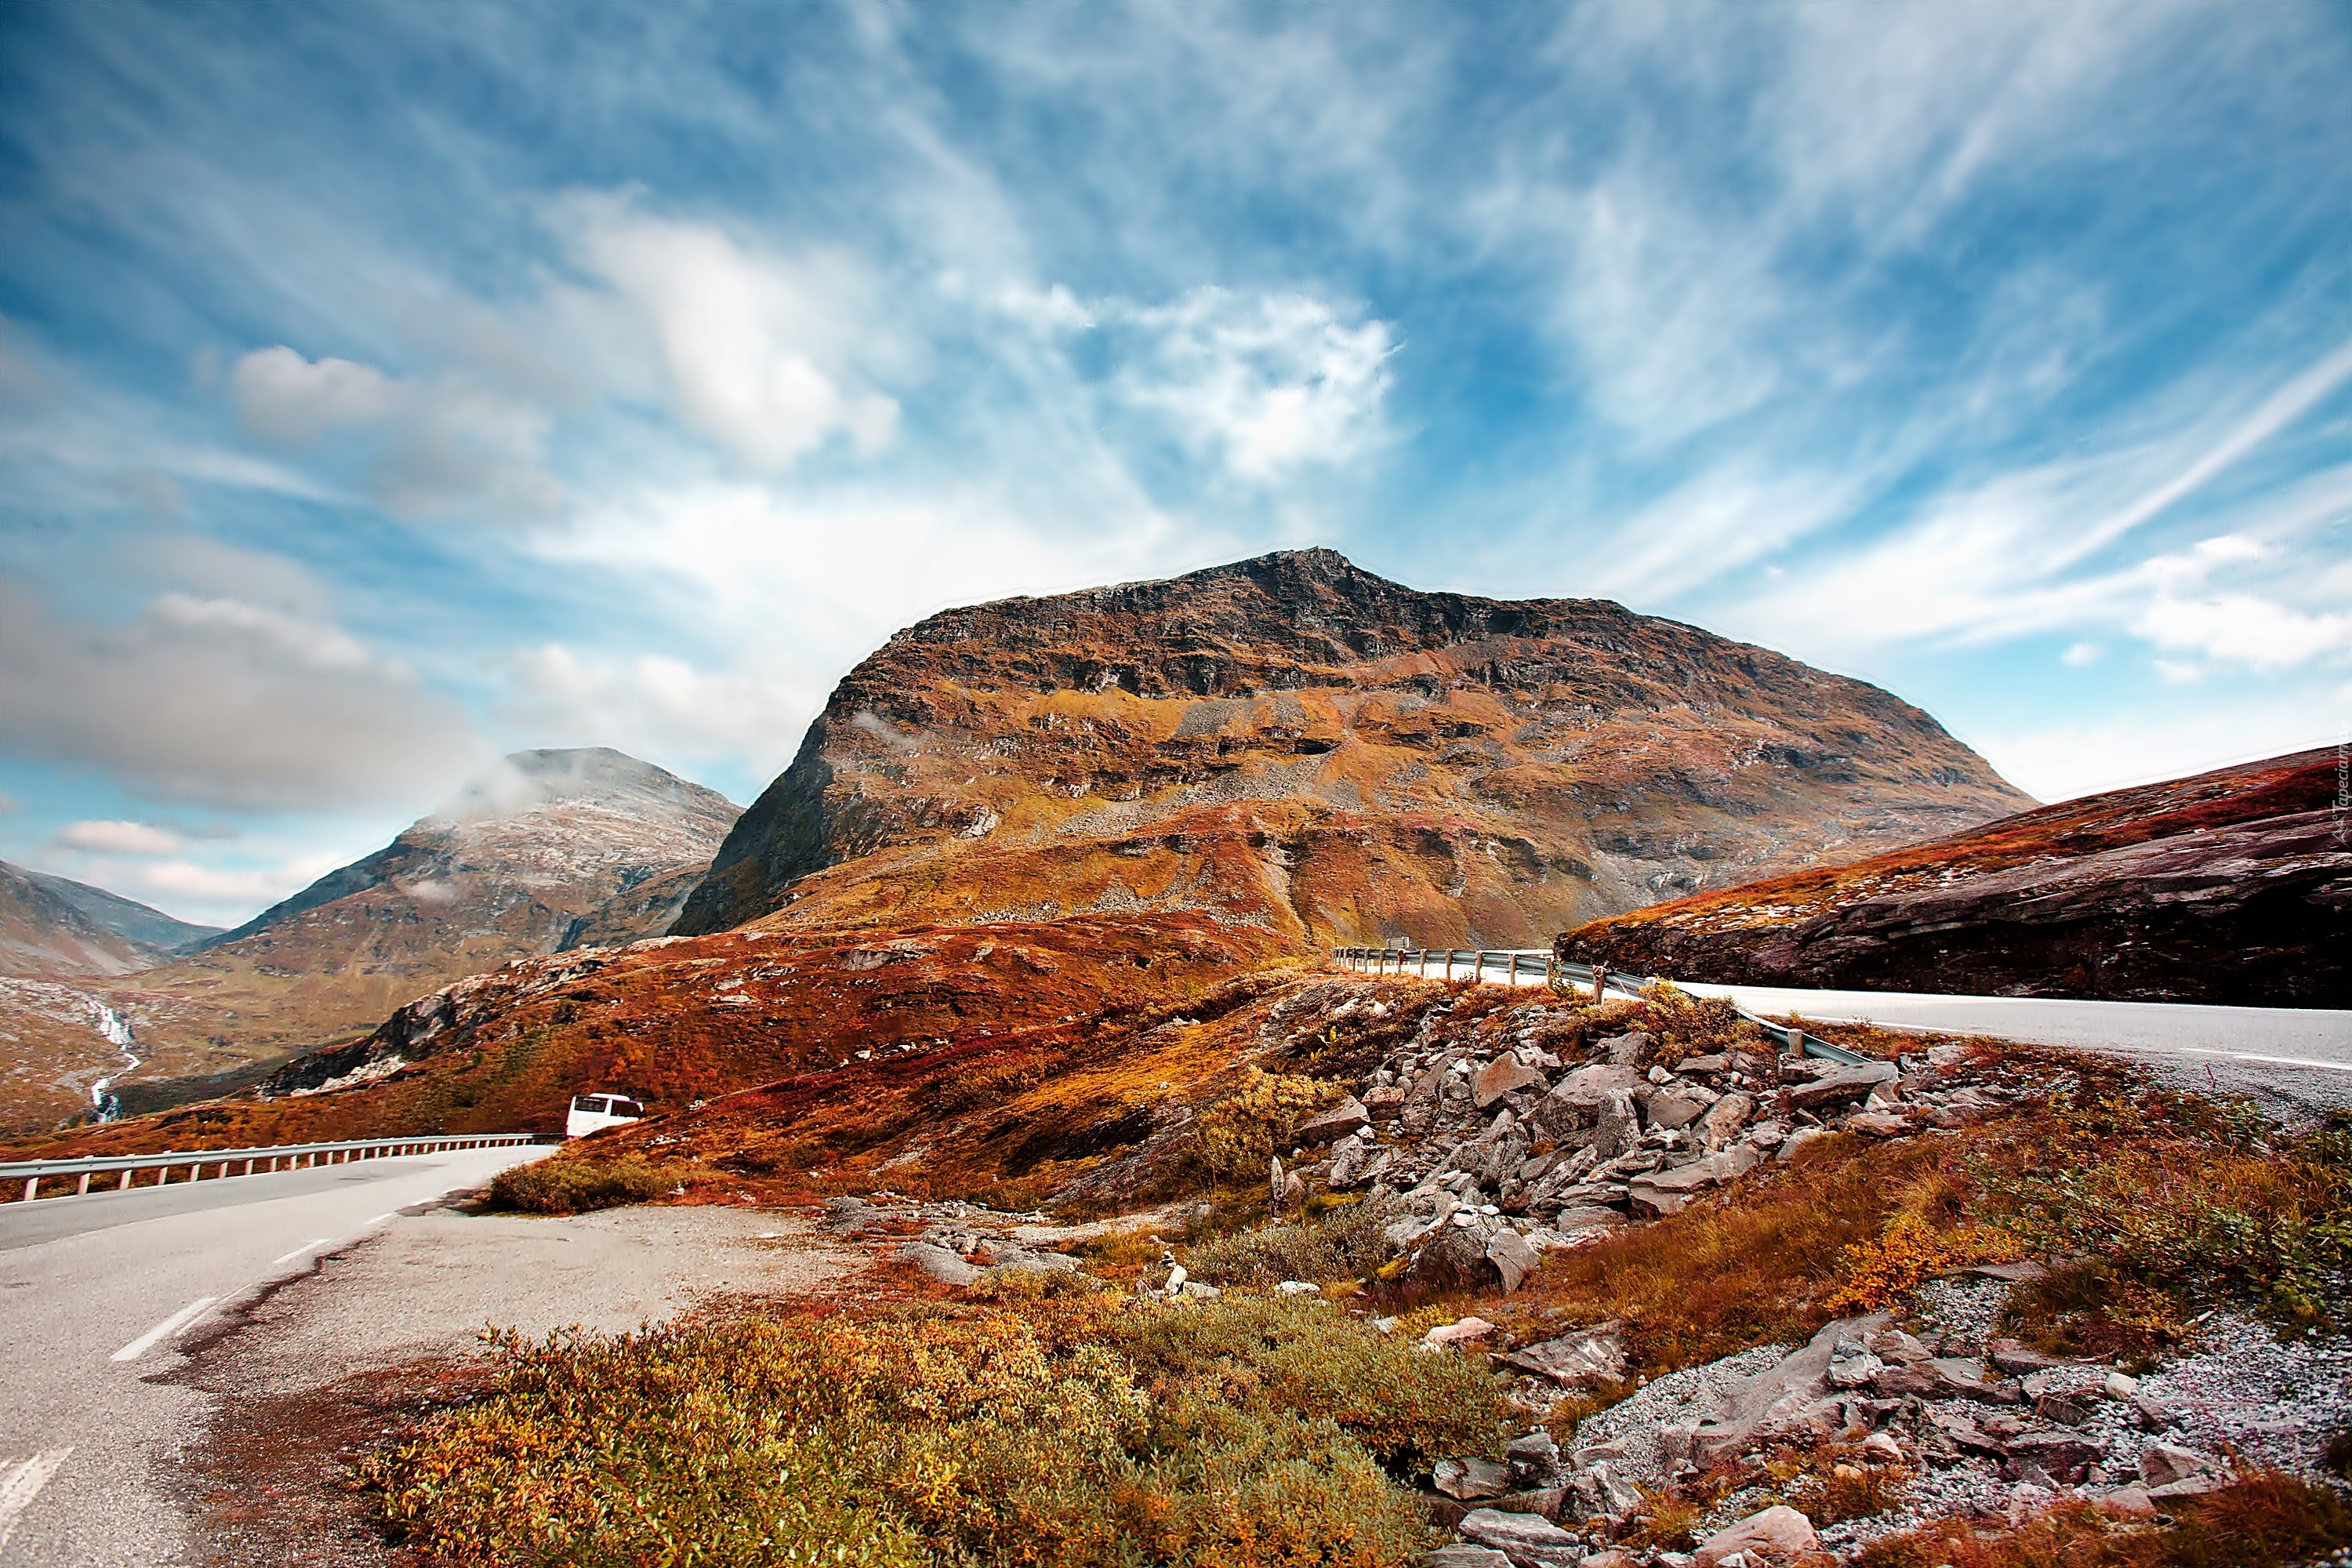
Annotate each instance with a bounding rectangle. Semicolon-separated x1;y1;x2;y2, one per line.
0;1145;548;1568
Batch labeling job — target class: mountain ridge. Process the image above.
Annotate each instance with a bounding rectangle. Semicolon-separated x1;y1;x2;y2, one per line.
677;548;2034;946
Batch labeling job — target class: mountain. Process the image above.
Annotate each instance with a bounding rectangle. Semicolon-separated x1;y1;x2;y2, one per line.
677;550;2033;946
1555;746;2351;1006
0;860;201;977
15;868;220;959
111;748;742;1063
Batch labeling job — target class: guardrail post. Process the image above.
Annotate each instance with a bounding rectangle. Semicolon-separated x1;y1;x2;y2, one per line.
1592;964;1606;1003
21;1177;34;1202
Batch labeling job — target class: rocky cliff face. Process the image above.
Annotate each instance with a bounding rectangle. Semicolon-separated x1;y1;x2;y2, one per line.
676;550;2032;948
1555;747;2351;1006
116;748;742;1063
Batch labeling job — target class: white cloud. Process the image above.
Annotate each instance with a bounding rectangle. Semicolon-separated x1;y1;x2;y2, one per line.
230;346;397;442
2134;593;2351;671
501;643;822;783
0;577;479;811
1119;287;1395;481
228;345;561;521
1980;699;2348;801
2061;641;2102;666
55;820;183;856
558;198;901;471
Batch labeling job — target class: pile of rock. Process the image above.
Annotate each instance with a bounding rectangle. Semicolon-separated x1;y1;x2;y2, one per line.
1418;1302;2261;1566
1266;982;2017;1296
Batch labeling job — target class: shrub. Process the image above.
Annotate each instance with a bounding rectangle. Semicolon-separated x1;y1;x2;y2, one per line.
1856;1473;2352;1567
483;1156;670;1215
1185;1200;1396;1287
1190;1067;1333;1179
363;1296;1473;1567
1976;1094;2352;1331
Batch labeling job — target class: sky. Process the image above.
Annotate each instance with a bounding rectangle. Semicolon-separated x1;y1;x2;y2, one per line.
2;1;2349;928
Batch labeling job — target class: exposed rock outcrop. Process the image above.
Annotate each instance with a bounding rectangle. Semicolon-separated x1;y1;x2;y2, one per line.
1558;747;2352;1006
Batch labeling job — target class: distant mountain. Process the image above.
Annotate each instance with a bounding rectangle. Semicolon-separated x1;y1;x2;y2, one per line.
1555;747;2351;1007
0;861;212;977
111;747;742;1063
677;549;2034;946
21;868;220;956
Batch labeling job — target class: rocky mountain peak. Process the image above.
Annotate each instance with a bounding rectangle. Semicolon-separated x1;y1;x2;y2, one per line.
676;552;2032;942
426;746;739;833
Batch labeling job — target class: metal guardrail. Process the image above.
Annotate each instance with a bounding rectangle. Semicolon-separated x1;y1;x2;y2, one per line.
0;1132;539;1205
1330;945;1868;1065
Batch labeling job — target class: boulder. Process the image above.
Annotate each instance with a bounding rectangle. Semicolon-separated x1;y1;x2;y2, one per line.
900;1241;979;1286
2140;1442;2224;1489
2005;1431;2106;1483
1500;1324;1629;1388
1929;1357;2025;1404
1569;1461;1643;1520
1826;1339;1882;1389
1455;1508;1582;1567
1487;1227;1541;1294
1533;1064;1646;1136
1434;1457;1513;1500
1692;1314;1889;1464
1786;1061;1898;1109
2034;1391;2098;1428
1506;1430;1563;1487
1693;1504;1818;1566
1645;1088;1711;1131
1422;1550;1511;1568
1476;1058;1550;1108
1424;1316;1499;1349
2094;1484;2157;1519
1600;1031;1656;1067
1626;1145;1760;1218
1592;1089;1642;1162
1697;1091;1755;1151
1299;1096;1370;1145
1365;1083;1409;1119
1842;1110;1910;1138
1329;1134;1369;1188
1987;1338;2070;1377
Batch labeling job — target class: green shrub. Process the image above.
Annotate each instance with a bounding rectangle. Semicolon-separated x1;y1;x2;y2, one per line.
1185;1200;1397;1287
1190;1066;1333;1178
363;1297;1461;1566
483;1156;670;1215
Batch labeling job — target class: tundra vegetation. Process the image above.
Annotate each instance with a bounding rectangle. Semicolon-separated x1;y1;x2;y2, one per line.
361;973;2350;1566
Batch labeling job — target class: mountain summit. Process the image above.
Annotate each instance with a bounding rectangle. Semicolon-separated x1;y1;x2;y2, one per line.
677;550;2031;944
102;748;739;1069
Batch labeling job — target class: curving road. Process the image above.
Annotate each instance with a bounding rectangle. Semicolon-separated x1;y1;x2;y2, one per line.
0;1145;547;1567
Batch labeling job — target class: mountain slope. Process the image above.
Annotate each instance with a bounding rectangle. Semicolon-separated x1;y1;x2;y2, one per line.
107;748;742;1066
1555;746;2351;1006
0;860;178;976
17;869;220;957
677;549;2032;947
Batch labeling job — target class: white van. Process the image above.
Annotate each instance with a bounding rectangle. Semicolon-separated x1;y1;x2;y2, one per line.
565;1091;646;1139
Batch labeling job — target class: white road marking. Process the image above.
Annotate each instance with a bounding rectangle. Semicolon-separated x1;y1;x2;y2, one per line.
364;1212;395;1225
2118;1045;2352;1074
269;1237;332;1267
0;1447;72;1552
110;1296;217;1363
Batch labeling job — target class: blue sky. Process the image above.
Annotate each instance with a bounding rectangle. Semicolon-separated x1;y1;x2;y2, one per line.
2;1;2349;927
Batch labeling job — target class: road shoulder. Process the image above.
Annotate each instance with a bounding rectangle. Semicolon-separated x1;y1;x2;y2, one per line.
165;1200;871;1567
